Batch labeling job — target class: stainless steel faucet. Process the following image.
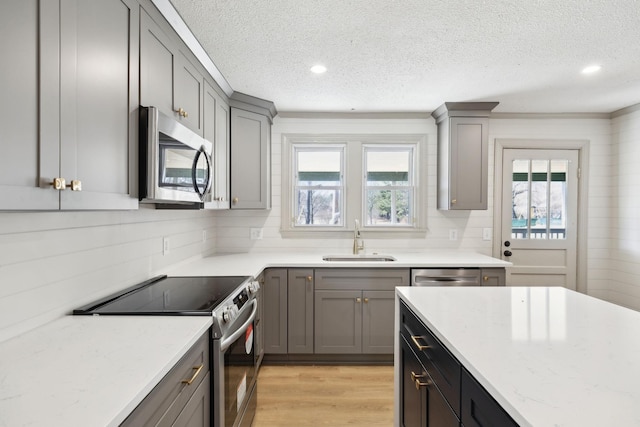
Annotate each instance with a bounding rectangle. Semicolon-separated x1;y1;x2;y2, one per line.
353;219;365;254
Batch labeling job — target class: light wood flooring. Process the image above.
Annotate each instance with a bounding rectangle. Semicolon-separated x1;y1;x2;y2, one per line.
252;365;394;427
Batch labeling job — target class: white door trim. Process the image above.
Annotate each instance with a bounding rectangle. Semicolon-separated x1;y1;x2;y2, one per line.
493;138;590;294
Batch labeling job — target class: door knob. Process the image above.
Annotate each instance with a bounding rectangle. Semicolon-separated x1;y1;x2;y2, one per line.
504;250;512;257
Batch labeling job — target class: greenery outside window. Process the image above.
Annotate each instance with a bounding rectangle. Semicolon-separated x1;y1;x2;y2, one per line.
293;145;345;227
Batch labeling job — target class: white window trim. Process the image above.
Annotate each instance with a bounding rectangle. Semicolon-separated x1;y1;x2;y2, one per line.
281;134;428;238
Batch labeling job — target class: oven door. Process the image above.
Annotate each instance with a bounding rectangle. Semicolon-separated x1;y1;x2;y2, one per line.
213;299;258;427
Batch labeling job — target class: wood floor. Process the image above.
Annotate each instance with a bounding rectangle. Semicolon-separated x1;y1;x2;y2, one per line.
252;365;394;426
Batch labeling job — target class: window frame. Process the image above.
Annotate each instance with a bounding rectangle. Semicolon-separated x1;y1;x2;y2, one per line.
281;134;427;237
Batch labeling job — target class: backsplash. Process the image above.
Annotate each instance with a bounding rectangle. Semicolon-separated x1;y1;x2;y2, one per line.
0;207;216;342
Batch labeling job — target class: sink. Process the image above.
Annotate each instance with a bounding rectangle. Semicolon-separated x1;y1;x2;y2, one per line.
322;254;397;262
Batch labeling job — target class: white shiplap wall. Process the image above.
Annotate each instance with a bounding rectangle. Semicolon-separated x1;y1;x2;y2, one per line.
0;207;216;342
608;110;640;309
212;115;623;307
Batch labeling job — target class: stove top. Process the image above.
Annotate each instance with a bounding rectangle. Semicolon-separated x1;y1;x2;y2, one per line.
73;275;251;316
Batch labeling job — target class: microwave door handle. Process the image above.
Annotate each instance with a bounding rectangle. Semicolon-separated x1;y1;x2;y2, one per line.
191;147;212;200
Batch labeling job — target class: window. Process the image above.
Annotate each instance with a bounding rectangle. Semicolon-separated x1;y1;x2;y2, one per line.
282;135;425;235
364;146;415;227
293;145;344;226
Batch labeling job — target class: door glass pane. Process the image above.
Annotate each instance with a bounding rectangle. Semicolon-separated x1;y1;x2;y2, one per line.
512;159;568;240
512;160;530;239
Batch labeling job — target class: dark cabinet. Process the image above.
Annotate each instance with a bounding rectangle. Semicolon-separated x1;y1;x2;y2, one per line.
461;367;519;427
400;335;458;427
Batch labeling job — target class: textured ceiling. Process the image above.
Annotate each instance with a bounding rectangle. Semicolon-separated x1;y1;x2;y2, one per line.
169;0;640;113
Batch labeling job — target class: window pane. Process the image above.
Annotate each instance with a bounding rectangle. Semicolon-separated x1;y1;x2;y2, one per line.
530;160;549;239
549;160;568;240
512;160;530;239
295;189;342;225
366;189;411;225
366;150;410;186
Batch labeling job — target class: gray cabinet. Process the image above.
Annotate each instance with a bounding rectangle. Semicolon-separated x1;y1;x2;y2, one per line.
431;102;498;211
122;332;210;427
287;269;314;353
203;80;230;209
140;7;203;136
262;269;288;354
229;93;276;210
0;0;137;210
481;268;506;286
314;268;410;354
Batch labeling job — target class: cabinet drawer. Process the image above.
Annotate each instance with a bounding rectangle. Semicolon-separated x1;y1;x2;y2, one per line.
400;301;460;417
461;367;519;427
122;332;210;426
315;268;410;291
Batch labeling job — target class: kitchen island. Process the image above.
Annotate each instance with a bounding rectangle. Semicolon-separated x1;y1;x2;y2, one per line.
395;286;640;426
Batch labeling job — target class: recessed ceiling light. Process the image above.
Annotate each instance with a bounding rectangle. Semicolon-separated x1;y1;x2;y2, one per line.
581;64;602;74
310;64;327;74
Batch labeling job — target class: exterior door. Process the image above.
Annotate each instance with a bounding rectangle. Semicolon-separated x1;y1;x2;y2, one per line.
501;149;579;289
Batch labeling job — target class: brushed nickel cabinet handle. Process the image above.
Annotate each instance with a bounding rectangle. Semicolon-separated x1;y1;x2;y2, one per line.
181;364;204;385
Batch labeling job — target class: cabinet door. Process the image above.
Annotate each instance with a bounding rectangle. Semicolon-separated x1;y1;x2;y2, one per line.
314;290;362;354
461;367;518;427
203;81;230;209
481;268;506;286
230;108;270;209
287;269;314;353
174;51;203;135
59;0;138;209
448;117;489;210
0;0;59;210
263;269;288;354
400;335;427;427
140;7;174;118
362;290;395;354
170;373;211;427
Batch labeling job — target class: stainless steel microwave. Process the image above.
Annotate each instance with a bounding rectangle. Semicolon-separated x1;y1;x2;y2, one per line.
139;106;213;205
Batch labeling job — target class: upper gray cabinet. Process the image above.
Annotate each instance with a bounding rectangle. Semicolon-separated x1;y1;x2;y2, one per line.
203;81;230;209
0;0;138;210
139;7;203;136
229;93;277;209
431;102;498;210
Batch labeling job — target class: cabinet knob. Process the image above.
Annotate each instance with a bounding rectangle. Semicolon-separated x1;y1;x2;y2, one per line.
356;297;361;303
483;276;489;282
364;297;369;303
232;197;239;204
50;177;66;190
307;276;312;281
67;180;82;192
451;199;457;205
176;107;188;118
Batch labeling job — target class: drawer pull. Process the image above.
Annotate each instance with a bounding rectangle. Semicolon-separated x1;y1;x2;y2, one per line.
181;364;204;385
410;335;430;351
415;377;430;390
410;371;427;382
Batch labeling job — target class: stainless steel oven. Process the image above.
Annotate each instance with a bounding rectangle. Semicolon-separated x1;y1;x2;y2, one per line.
73;275;260;427
139;106;213;205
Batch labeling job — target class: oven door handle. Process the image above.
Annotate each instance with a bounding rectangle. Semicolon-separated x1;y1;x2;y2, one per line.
220;299;257;352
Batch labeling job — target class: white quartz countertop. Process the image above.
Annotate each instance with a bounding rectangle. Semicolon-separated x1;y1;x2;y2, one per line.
397;286;640;427
0;315;212;427
167;250;510;278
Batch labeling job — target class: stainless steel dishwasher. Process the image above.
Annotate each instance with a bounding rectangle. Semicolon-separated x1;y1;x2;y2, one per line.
411;268;482;286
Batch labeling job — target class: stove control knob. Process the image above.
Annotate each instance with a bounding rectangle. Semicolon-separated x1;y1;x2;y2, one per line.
247;281;260;294
221;306;235;324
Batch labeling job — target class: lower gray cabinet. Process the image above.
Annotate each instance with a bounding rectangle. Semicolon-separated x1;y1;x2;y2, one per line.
262;269;288;354
121;332;210;427
481;268;506;286
314;269;409;355
287;269;314;353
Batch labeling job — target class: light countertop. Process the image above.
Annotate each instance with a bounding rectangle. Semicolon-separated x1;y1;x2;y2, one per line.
396;286;640;427
0;315;212;427
167;250;510;278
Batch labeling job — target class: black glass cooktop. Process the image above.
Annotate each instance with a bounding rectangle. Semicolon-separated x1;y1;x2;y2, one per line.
73;275;250;315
